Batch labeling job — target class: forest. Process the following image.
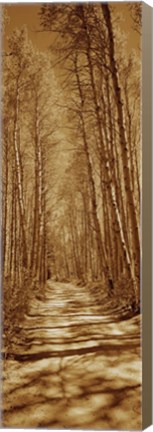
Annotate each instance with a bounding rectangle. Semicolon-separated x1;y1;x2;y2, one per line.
2;3;141;430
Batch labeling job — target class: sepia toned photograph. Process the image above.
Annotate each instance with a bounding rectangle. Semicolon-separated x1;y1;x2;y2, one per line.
2;2;142;429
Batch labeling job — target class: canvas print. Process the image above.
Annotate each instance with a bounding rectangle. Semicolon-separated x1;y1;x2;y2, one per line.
2;2;141;429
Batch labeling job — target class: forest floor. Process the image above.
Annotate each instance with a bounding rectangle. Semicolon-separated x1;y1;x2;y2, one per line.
2;281;141;429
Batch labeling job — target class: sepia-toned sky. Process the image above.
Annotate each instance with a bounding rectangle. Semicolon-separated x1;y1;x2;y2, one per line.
3;3;140;53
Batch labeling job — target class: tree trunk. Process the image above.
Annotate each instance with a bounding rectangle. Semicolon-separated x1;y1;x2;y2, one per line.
3;130;9;274
13;78;28;268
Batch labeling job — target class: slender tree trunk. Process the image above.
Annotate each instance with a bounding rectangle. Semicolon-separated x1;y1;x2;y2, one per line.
13;181;17;288
82;192;88;280
31;99;44;285
13;78;28;268
69;211;81;278
36;138;43;281
3;131;9;274
10;167;15;279
62;228;70;279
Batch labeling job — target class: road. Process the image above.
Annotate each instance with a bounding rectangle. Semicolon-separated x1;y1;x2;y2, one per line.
2;281;141;429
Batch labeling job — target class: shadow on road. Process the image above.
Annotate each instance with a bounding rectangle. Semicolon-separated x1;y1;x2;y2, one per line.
3;282;141;429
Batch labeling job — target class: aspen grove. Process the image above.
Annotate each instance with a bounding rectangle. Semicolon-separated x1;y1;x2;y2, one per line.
3;3;141;347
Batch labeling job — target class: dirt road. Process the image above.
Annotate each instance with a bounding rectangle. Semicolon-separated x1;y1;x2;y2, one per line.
2;281;141;429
